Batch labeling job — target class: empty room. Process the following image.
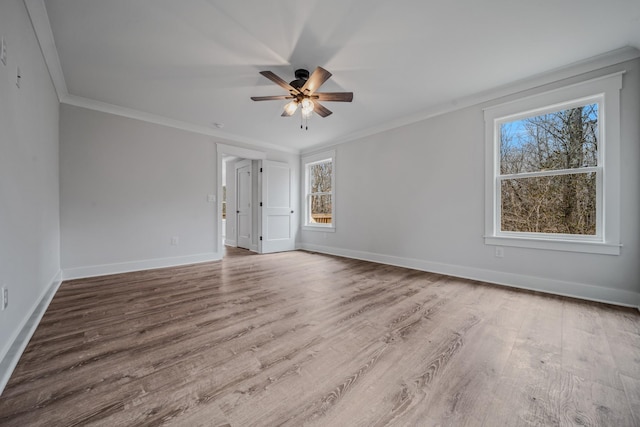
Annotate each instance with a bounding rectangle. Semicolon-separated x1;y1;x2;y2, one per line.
1;0;640;425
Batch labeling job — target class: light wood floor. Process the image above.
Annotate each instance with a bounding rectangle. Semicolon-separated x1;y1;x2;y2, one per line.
1;248;639;426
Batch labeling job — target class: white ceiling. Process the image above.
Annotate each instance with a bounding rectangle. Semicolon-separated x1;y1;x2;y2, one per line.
33;0;640;152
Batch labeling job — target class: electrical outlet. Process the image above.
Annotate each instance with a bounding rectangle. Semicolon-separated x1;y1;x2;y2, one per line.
1;36;7;66
1;287;7;310
170;236;179;246
495;246;504;258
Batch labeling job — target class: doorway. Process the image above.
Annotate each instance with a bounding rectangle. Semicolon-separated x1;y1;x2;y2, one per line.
217;145;266;257
235;160;252;250
216;143;296;258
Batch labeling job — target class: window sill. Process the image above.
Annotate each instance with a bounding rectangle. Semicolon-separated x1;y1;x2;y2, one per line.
485;236;621;255
303;225;335;233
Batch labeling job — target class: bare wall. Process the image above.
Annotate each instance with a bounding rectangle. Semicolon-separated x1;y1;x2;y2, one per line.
300;58;640;306
0;0;61;390
59;105;301;276
60;105;218;275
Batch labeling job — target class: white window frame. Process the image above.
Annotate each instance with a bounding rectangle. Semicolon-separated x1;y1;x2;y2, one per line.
484;72;623;255
302;150;336;232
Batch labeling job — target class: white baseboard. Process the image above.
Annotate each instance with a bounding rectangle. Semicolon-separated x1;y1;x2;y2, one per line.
298;243;640;308
0;270;63;395
224;240;237;247
63;252;222;280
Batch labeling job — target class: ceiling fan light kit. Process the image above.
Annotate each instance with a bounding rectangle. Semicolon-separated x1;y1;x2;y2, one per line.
251;66;353;130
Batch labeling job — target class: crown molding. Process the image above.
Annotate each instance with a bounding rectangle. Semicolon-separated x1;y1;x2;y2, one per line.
25;0;299;155
24;0;67;100
302;46;640;154
25;0;638;157
61;94;299;154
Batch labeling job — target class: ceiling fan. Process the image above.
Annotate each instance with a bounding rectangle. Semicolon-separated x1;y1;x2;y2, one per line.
251;66;353;128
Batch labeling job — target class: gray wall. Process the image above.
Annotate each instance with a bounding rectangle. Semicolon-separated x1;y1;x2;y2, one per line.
59;105;300;275
60;104;218;274
300;58;640;306
0;0;61;380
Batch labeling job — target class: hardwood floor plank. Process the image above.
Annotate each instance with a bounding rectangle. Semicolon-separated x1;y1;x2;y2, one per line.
562;323;623;390
0;247;638;426
621;374;640;426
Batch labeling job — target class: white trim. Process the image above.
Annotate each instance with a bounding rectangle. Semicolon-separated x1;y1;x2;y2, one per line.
302;150;336;165
224;239;237;247
216;143;267;160
302;150;336;231
24;0;67;100
216;144;267;255
24;3;639;156
24;1;297;154
63;95;298;154
301;47;639;155
62;253;221;280
298;243;640;308
0;270;63;395
484;236;621;255
499;167;599;180
302;225;336;232
484;72;623;254
234;159;253;251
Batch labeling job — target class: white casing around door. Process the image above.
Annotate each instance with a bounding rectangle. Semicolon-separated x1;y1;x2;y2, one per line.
236;161;252;250
259;160;295;253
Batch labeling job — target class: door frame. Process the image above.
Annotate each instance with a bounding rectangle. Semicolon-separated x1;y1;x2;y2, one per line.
235;159;253;250
216;144;266;256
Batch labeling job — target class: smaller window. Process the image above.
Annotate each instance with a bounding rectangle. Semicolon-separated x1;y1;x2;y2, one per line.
303;150;335;231
222;185;227;219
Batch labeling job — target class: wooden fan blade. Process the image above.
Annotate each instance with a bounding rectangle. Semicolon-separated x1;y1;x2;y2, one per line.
313;101;332;118
313;92;353;102
251;95;293;101
259;71;298;93
300;66;332;95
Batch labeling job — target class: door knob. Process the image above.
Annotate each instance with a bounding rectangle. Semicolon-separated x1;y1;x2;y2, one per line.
291;210;294;214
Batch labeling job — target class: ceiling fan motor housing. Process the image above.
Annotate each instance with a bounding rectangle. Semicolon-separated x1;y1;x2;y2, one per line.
290;68;310;89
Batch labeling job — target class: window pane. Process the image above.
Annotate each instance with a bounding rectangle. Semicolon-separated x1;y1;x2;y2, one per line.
309;161;332;193
310;194;332;225
501;172;596;235
500;103;598;174
222;185;226;219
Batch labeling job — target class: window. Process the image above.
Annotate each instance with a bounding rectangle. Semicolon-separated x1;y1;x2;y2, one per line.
303;150;335;231
222;185;227;219
484;73;622;255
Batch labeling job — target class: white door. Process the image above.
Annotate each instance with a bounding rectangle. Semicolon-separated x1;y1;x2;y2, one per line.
260;160;295;253
236;162;252;249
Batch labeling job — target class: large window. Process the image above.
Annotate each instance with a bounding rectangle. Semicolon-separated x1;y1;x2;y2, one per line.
303;150;335;231
484;73;622;254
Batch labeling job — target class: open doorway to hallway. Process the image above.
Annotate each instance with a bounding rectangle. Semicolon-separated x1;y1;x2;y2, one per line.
223;156;258;253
